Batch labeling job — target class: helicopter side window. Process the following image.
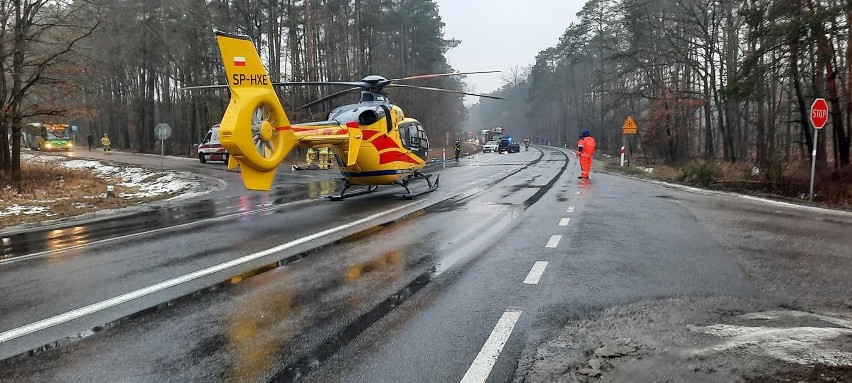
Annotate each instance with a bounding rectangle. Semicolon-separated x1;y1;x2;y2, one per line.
399;123;411;147
408;125;421;148
417;125;429;150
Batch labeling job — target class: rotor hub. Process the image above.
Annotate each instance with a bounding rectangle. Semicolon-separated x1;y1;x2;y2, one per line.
260;121;274;141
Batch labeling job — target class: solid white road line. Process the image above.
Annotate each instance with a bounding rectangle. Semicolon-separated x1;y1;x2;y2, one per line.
460;309;523;383
558;218;571;227
523;262;548;285
567;206;575;213
0;200;424;345
545;235;562;248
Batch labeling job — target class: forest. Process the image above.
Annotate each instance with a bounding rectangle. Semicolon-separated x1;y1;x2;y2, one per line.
469;0;851;195
0;0;465;181
2;0;851;200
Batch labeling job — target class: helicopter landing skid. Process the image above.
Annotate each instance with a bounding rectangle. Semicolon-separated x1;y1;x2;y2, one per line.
396;172;440;200
328;184;379;201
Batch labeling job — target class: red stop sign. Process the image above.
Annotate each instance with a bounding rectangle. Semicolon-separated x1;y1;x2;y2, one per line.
811;98;828;129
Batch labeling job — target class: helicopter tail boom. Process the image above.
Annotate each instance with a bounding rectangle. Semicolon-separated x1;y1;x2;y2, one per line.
289;122;362;167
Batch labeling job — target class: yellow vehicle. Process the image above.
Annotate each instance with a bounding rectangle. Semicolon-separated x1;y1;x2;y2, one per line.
185;31;499;199
22;123;73;151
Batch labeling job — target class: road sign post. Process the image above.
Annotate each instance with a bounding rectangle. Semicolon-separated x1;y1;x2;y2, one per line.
809;99;828;202
622;116;638;167
154;123;172;170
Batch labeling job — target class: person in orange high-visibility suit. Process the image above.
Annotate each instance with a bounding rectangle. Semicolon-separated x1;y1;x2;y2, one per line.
577;129;596;179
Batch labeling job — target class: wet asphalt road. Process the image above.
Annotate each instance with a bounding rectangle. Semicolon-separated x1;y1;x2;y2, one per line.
2;148;851;382
0;148;546;370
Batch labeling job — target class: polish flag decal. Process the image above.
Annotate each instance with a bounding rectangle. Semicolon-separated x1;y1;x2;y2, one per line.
233;56;246;67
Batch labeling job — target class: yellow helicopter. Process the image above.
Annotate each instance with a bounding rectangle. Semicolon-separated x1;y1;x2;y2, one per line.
189;31;500;200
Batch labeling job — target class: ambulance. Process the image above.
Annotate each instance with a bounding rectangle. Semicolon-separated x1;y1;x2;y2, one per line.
198;125;229;163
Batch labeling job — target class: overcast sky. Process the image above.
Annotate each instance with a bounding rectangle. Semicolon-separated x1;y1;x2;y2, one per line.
434;0;586;100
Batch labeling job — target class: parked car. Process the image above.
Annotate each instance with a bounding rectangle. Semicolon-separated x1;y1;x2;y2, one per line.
498;138;521;153
483;140;499;153
198;125;229;163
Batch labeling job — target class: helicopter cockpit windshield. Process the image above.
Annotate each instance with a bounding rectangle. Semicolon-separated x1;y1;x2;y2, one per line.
398;120;429;159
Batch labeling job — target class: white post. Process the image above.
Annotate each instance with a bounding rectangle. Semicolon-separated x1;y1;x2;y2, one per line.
620;146;625;167
809;129;819;202
442;148;446;167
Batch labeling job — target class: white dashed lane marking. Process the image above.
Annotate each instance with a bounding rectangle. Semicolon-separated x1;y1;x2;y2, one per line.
460;309;523;383
567;206;575;213
558;218;571;226
523;262;548;285
545;235;562;248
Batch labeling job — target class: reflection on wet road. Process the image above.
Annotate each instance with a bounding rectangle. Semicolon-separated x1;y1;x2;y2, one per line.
0;180;345;263
0;148;571;382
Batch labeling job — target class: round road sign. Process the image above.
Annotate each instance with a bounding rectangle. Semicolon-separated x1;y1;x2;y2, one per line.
155;123;172;140
810;98;828;129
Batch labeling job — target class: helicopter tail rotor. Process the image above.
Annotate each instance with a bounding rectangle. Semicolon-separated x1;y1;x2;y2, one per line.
214;31;297;190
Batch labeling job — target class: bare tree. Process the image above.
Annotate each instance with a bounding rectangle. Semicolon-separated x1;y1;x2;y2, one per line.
0;0;101;182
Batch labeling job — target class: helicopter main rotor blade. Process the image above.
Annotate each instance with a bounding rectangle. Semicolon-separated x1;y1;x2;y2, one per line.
387;84;503;99
178;84;231;91
298;87;362;110
179;82;289;91
277;81;366;87
391;70;501;82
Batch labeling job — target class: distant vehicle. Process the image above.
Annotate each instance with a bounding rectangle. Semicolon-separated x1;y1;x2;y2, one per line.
483;140;499;153
198;125;229;163
22;123;73;151
498;138;520;153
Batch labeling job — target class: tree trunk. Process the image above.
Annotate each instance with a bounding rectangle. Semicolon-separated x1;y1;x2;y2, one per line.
791;0;813;158
808;0;843;167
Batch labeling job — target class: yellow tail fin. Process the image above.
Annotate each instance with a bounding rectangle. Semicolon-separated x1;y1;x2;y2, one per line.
215;31;295;191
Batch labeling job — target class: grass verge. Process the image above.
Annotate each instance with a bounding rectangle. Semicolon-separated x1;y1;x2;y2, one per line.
1;161;174;228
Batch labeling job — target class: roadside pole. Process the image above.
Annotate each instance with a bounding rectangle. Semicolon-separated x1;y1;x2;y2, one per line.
155;123;172;172
622;116;637;167
808;99;828;202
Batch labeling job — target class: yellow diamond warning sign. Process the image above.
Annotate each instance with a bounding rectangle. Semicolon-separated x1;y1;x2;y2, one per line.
622;116;638;134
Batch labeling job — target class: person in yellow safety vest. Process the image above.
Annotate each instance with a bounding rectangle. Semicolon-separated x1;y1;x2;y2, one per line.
577;129;596;179
318;147;330;169
306;147;316;165
101;133;111;155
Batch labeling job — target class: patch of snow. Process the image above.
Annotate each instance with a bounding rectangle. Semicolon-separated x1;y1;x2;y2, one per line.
0;205;49;217
2;154;205;219
686;310;852;366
